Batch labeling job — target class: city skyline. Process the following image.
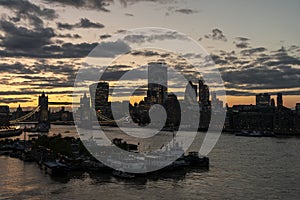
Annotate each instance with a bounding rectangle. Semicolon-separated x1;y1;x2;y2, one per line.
0;0;299;108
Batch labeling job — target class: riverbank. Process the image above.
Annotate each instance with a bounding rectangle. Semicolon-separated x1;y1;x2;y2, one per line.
0;134;209;178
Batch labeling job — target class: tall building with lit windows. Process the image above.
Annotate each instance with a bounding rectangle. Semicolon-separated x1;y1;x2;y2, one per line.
147;62;168;104
89;82;109;111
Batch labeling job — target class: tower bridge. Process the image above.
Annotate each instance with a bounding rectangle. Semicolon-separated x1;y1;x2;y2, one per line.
9;92;50;132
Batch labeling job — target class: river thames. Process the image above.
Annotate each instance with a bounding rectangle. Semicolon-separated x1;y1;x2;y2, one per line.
0;125;299;200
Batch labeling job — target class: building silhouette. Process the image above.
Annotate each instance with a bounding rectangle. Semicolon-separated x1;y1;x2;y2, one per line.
147;62;168;105
256;93;271;106
198;80;210;106
271;98;275;107
296;103;300;115
277;93;283;107
36;92;50;131
77;92;92;128
184;81;198;104
89;82;109;113
0;106;10;126
225;93;299;135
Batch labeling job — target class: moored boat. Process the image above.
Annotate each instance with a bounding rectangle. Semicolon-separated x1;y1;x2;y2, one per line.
0;127;22;138
235;130;275;137
43;160;70;176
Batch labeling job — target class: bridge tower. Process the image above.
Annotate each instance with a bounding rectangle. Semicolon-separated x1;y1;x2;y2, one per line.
78;92;92;129
37;92;50;132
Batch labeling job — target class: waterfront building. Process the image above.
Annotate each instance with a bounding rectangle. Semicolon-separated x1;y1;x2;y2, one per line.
224;94;298;134
295;103;300;132
274;106;294;133
256;93;270;106
0;105;10;126
230;105;274;131
296;103;300;115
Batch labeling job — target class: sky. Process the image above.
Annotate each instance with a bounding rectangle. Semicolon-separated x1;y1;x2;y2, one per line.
0;0;299;109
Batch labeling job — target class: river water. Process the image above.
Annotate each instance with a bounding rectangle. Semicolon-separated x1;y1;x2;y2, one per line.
0;125;299;200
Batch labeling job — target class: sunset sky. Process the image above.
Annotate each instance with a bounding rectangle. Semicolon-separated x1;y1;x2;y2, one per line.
0;0;299;109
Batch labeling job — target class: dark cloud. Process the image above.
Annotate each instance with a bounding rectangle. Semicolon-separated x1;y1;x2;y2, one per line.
130;50;160;57
222;65;300;92
235;42;250;49
101;70;128;81
211;54;228;65
175;9;198;15
240;47;267;56
235;37;250;42
0;42;98;58
57;22;73;30
0;20;55;51
44;0;111;11
225;90;255;96
0;0;57;29
0;18;99;58
118;0;175;7
57;18;104;30
56;33;82;39
0;62;34;74
123;31;188;44
205;28;227;42
0;0;56;19
58;34;75;41
80;18;104;28
0;63;78;89
207;43;300;96
0;90;72;96
88;40;131;58
100;34;112;39
48;102;75;105
0;97;32;104
124;13;134;17
265;54;300;66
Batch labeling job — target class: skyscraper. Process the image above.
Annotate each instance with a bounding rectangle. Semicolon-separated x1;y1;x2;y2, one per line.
147;62;168;104
296;103;300;115
89;82;109;111
198;80;210;106
185;81;198;104
277;93;283;107
271;98;275;107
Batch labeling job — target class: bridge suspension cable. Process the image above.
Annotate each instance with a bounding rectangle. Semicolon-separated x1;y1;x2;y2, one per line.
95;112;130;123
9;106;41;124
